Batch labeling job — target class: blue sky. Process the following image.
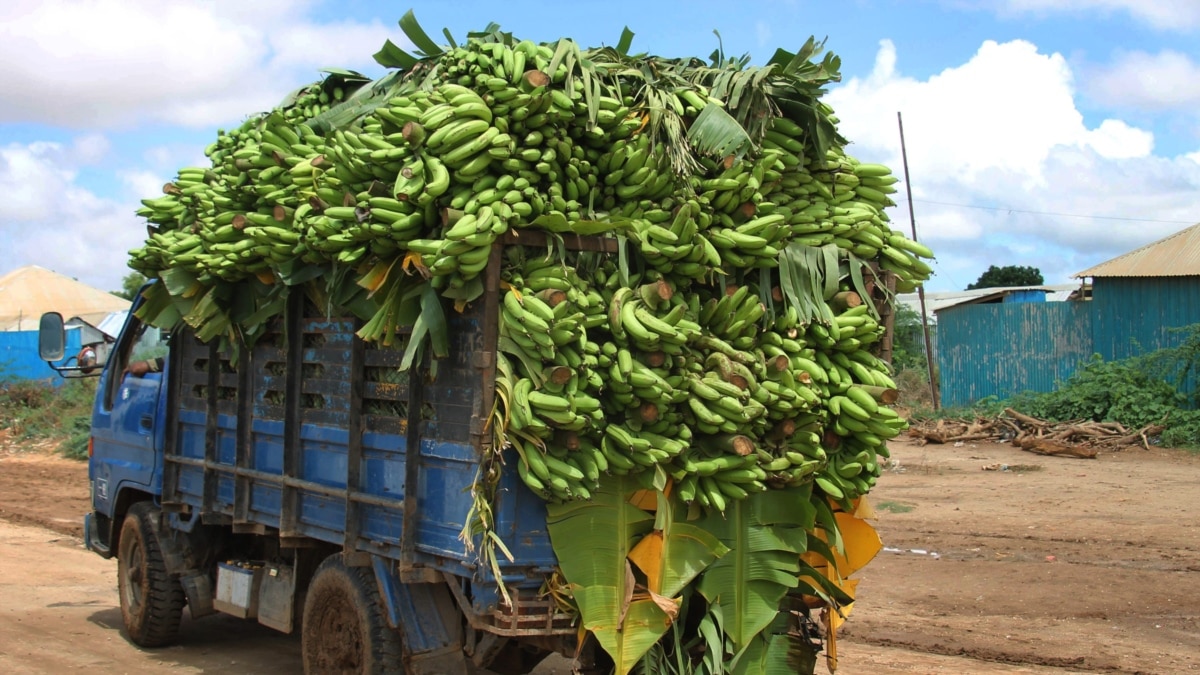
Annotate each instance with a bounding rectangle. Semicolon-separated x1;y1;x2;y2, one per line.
2;0;1198;294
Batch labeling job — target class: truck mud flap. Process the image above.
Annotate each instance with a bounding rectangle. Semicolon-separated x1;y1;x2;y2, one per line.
371;557;470;674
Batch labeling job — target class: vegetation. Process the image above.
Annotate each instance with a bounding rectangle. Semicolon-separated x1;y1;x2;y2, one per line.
0;377;95;459
913;324;1200;449
887;304;939;408
891;304;928;372
966;264;1043;290
112;272;147;300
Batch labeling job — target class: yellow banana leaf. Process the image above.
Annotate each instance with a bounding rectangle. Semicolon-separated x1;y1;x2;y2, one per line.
799;497;881;643
628;491;729;598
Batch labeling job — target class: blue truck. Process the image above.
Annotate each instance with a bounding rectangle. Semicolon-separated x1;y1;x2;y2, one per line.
38;234;617;674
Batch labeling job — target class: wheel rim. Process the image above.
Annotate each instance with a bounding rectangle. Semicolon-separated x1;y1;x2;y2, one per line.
122;537;145;615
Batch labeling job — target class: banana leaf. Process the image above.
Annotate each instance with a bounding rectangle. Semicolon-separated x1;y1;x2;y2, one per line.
687;104;753;160
845;254;882;320
399;282;449;371
275;258;326;287
374;39;419;70
778;243;835;327
695;488;814;649
547;474;666;675
160;267;200;298
132;281;184;330
398;9;445;58
730;629;818;675
628;491;729;599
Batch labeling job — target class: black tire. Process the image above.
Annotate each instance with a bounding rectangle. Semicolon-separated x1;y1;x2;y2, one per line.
302;555;404;674
117;501;185;647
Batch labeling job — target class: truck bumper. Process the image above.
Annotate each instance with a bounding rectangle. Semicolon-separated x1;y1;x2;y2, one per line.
83;513;111;557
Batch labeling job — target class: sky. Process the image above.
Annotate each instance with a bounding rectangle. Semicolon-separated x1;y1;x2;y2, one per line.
1;0;1198;294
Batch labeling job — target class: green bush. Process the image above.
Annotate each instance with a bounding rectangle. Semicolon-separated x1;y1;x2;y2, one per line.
1002;324;1200;449
0;377;96;459
1006;354;1185;429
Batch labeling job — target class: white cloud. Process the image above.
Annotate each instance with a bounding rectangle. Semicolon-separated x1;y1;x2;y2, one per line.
756;21;772;48
1082;119;1154;158
827;39;1200;290
0;139;145;291
72;134;113;164
989;0;1200;31
119;170;171;203
832;39;1111;183
1084;50;1200;111
0;0;396;130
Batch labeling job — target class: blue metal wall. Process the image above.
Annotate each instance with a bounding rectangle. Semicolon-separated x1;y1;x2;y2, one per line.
936;277;1200;407
1003;289;1046;304
0;328;82;383
1091;278;1200;361
937;302;1095;407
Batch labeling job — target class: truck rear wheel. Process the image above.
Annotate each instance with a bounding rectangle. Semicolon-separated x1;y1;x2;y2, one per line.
302;555;403;674
117;501;185;647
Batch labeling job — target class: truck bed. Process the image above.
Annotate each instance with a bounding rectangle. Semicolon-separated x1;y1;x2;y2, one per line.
160;279;559;621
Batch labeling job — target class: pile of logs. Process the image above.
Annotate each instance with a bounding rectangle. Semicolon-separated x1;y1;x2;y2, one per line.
907;408;1166;459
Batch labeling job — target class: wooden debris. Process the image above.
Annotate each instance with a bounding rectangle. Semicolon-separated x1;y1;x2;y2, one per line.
907;407;1166;458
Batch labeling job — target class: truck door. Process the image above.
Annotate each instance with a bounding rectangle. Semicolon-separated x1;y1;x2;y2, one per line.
91;314;169;509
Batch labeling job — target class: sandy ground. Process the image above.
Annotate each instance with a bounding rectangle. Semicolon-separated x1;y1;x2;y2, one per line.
1;435;1197;674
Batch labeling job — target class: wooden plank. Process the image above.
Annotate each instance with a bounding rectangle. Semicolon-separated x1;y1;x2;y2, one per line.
500;229;620;253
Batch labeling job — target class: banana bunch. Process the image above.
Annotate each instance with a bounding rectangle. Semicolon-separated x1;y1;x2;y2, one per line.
695;148;784;216
279;80;353;126
815;404;905;502
597;133;676;203
498;286;587;365
607;286;701;354
599;420;689;475
511;432;606;502
507;373;601;437
403;204;502;281
626;200;724;279
504;256;606;326
673;449;769;513
685;368;767;436
697;284;767;344
601;343;686;422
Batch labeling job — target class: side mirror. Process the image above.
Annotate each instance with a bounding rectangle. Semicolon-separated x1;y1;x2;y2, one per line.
39;312;66;361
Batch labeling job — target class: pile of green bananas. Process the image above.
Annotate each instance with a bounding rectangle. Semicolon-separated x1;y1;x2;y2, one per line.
491;247;908;510
128;26;934;511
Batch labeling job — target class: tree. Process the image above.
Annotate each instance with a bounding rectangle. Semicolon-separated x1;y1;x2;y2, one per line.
966;265;1043;290
891;304;928;372
112;272;147;300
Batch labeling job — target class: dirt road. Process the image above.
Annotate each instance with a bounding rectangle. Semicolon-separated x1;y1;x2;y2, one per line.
1;436;1198;673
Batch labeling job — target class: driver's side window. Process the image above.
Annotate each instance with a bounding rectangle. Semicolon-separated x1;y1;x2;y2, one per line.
103;320;167;410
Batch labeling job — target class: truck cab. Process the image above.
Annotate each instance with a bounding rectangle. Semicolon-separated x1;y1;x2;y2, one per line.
40;294;169;558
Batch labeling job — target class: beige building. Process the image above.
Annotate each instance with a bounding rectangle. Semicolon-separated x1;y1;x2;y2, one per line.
0;266;130;332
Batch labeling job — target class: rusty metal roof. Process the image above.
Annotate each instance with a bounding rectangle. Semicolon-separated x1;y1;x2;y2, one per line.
1074;222;1200;278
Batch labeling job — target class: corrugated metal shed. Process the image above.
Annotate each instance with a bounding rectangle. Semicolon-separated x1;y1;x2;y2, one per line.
936;301;1095;407
1091;277;1200;361
1075;222;1200;278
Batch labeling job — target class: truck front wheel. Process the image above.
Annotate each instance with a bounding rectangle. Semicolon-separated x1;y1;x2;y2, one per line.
302;555;403;674
117;501;185;647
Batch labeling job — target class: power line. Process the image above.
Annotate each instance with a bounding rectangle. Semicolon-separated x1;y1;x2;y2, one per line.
898;198;1196;225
